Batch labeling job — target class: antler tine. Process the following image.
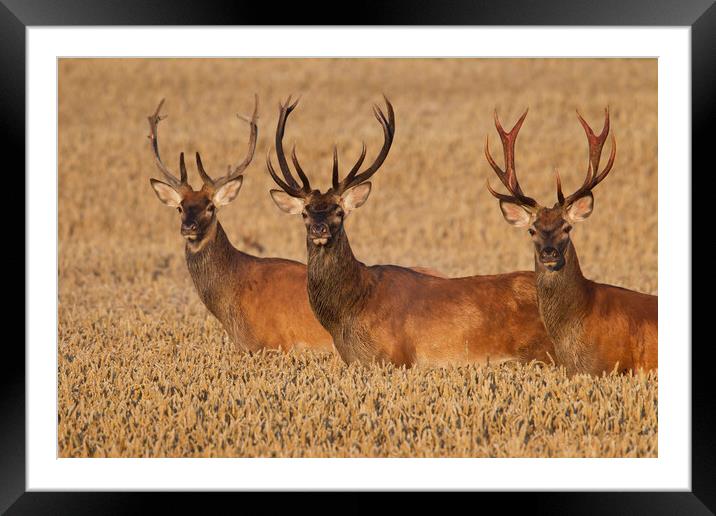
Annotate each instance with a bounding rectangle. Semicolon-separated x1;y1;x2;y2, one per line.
576;107;609;179
555;169;565;205
267;147;303;197
495;109;528;194
333;143;367;192
337;95;395;193
593;133;616;185
148;98;186;189
275;97;299;189
484;134;511;192
195;152;215;187
290;145;312;192
561;107;617;206
484;109;538;208
179;152;188;184
266;96;312;198
332;146;340;190
226;93;259;180
197;95;260;190
274;95;310;192
486;179;527;205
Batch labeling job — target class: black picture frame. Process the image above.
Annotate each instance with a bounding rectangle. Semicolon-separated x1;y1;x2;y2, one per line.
5;0;709;512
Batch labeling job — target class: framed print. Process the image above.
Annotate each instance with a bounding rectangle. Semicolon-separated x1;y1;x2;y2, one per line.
6;0;711;512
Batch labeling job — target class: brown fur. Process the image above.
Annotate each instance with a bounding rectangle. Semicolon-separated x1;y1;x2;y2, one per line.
410;266;448;278
306;224;554;368
535;240;657;376
184;221;335;353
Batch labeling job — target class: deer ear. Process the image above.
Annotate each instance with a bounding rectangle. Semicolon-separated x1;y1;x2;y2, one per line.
270;189;305;214
213;176;243;207
565;192;594;223
340;182;372;213
499;200;533;227
150;179;183;208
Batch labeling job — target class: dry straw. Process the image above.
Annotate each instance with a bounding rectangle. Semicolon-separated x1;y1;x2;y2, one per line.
58;58;657;457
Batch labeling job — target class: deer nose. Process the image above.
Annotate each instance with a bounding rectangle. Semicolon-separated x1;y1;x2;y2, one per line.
540;247;560;262
309;223;330;237
182;222;198;232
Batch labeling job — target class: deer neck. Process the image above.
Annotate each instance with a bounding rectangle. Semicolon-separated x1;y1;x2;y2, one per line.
185;221;248;319
306;226;371;333
535;241;593;370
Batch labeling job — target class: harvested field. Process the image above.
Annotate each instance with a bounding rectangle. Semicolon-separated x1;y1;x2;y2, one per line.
58;58;658;457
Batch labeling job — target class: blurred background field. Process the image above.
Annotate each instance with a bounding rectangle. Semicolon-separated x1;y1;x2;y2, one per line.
58;58;657;457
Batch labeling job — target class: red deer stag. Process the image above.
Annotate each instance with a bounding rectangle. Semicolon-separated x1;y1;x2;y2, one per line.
267;96;554;367
148;97;334;354
486;108;657;376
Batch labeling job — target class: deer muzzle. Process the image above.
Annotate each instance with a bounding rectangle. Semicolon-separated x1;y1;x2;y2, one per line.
181;222;200;240
539;247;564;270
309;223;331;245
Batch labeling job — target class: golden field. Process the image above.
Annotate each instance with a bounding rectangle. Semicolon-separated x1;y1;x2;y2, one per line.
58;58;658;457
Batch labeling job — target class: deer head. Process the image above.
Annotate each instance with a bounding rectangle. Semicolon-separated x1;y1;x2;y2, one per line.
148;97;258;249
486;108;616;271
267;95;395;247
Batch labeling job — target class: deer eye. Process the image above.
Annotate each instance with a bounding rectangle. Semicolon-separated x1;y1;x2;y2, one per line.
207;203;215;214
528;228;536;236
301;212;308;219
177;206;183;213
335;208;344;218
563;226;572;234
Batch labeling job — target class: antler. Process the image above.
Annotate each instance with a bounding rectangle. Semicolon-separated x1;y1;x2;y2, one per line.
333;95;395;194
485;109;538;208
557;107;616;205
267;95;395;197
196;94;260;190
266;95;312;198
148;99;187;189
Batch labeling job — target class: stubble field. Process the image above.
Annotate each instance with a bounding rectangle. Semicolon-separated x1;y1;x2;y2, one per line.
58;58;658;457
